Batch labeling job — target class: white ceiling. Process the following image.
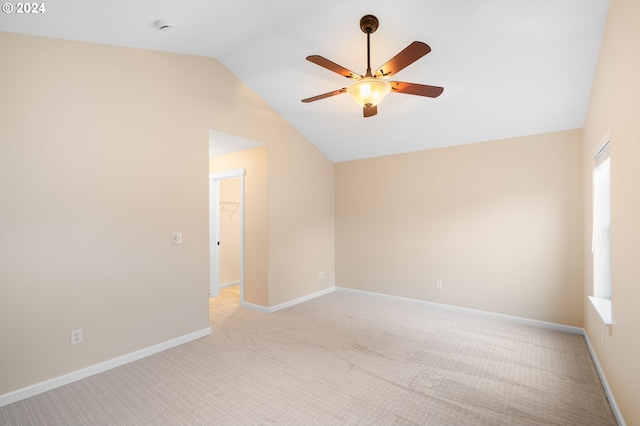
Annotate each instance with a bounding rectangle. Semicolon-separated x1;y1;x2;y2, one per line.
209;129;263;158
0;0;609;162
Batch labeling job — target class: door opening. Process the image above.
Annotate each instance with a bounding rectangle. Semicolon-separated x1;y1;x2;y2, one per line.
209;169;245;302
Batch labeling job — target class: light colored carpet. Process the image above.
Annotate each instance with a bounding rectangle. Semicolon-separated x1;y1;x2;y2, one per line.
0;287;617;425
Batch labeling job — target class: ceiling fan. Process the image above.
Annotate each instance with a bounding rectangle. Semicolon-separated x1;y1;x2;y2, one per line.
302;15;444;118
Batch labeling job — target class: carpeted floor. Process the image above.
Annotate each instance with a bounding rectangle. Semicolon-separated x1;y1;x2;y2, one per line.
0;287;618;425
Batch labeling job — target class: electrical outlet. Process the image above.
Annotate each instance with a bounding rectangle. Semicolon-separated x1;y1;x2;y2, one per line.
71;329;83;345
318;271;326;279
435;280;443;290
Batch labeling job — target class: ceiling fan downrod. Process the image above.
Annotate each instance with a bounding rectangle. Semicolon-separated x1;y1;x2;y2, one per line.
360;15;379;78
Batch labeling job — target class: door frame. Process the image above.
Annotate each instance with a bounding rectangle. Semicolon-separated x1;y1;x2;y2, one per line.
209;169;245;300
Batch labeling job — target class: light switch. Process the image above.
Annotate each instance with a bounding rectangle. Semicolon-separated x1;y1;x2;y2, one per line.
171;232;183;245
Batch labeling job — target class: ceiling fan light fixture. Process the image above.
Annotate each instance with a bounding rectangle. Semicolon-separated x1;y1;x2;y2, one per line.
347;77;391;108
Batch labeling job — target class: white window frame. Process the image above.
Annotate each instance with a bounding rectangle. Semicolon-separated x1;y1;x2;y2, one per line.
589;131;612;325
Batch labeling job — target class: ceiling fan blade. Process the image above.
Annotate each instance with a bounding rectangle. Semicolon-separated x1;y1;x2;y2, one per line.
301;88;347;103
375;41;431;78
363;105;377;118
390;81;444;98
306;55;362;79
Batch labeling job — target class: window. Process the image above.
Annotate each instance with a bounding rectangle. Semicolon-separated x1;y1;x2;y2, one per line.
590;138;611;324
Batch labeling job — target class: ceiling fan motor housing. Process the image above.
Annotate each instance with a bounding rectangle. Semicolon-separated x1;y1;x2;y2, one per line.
359;15;379;34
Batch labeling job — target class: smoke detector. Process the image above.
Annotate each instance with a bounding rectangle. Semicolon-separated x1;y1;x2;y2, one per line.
155;19;173;32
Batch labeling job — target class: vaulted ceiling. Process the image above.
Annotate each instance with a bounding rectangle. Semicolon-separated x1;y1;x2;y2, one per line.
1;0;609;162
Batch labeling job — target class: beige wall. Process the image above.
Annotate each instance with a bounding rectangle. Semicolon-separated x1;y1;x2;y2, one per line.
0;31;335;396
581;0;640;423
267;134;335;306
0;32;211;394
336;130;584;326
210;147;269;306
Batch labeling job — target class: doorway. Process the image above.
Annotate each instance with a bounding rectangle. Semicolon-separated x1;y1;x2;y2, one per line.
209;169;245;302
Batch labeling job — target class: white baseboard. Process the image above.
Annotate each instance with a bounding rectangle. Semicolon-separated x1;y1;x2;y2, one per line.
0;327;211;408
336;287;583;334
582;331;626;426
220;281;240;289
240;301;271;313
336;286;625;424
241;286;335;313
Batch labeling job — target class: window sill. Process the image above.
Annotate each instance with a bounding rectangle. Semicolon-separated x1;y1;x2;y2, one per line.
589;296;612;325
